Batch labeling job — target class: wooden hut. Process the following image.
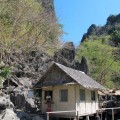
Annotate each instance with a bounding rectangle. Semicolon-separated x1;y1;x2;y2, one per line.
35;62;106;118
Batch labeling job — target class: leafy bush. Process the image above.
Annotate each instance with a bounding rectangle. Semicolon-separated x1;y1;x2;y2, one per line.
0;67;11;78
111;30;120;46
76;37;120;88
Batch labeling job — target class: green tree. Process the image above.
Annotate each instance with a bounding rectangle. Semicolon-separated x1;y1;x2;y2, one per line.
76;38;120;88
0;0;62;60
111;30;120;46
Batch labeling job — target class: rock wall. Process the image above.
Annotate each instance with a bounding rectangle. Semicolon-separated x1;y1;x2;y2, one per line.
54;42;89;74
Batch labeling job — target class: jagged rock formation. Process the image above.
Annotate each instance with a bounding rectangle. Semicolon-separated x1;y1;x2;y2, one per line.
37;0;55;17
1;42;88;88
54;42;75;66
0;96;18;120
0;96;44;120
0;42;89;119
54;42;89;74
81;13;120;46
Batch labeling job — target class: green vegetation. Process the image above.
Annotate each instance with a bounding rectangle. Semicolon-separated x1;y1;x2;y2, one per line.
0;0;62;56
111;30;120;46
76;36;120;88
0;67;11;79
0;0;63;84
0;66;11;85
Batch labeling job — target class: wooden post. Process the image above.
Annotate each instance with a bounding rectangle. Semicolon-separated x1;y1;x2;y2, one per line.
86;116;90;120
47;113;49;120
100;111;102;120
112;109;114;120
77;111;79;120
96;110;100;120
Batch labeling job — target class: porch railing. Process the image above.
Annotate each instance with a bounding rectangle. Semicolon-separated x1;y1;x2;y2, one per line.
98;107;120;120
46;110;76;120
46;107;120;120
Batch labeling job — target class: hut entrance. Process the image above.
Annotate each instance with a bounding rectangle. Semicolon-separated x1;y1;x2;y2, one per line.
44;91;54;112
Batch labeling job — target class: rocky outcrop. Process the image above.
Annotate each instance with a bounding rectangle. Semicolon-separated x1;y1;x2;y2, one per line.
0;96;14;110
0;96;44;120
37;0;55;19
0;42;89;119
81;13;120;44
1;109;19;120
2;42;89;89
54;42;89;74
54;42;75;66
0;96;19;120
2;50;53;84
25;98;37;113
10;92;26;109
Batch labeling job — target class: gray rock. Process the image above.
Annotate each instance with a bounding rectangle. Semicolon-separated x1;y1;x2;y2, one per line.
25;98;37;113
17;111;31;120
54;42;89;74
0;109;20;120
32;116;44;120
0;96;14;110
54;42;75;66
0;97;8;110
10;92;26;109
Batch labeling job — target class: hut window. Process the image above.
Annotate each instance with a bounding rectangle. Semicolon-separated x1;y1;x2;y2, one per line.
60;89;68;102
80;89;85;101
91;91;96;101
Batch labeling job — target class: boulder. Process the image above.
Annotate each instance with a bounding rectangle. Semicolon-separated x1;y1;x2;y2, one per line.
0;96;14;111
54;42;89;74
25;98;37;113
0;109;20;120
79;56;89;74
54;42;75;66
17;111;31;120
10;92;26;109
0;96;8;110
32;116;44;120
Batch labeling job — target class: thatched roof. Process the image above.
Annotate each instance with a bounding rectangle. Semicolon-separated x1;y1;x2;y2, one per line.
36;62;106;90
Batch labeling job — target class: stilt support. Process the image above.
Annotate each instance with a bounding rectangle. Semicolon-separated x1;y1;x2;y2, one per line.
95;115;100;120
47;113;49;120
112;109;114;120
77;111;79;120
86;116;90;120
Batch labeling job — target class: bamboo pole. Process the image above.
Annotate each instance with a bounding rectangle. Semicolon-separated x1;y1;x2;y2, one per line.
47;113;49;120
86;116;90;120
77;111;79;120
112;109;114;120
100;111;102;120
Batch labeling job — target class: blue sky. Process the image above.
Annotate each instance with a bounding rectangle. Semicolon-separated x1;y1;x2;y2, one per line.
54;0;120;46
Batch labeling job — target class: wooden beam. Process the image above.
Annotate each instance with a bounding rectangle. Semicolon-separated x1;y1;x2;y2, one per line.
77;111;79;120
100;111;102;120
86;116;90;120
47;113;49;120
112;109;114;120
